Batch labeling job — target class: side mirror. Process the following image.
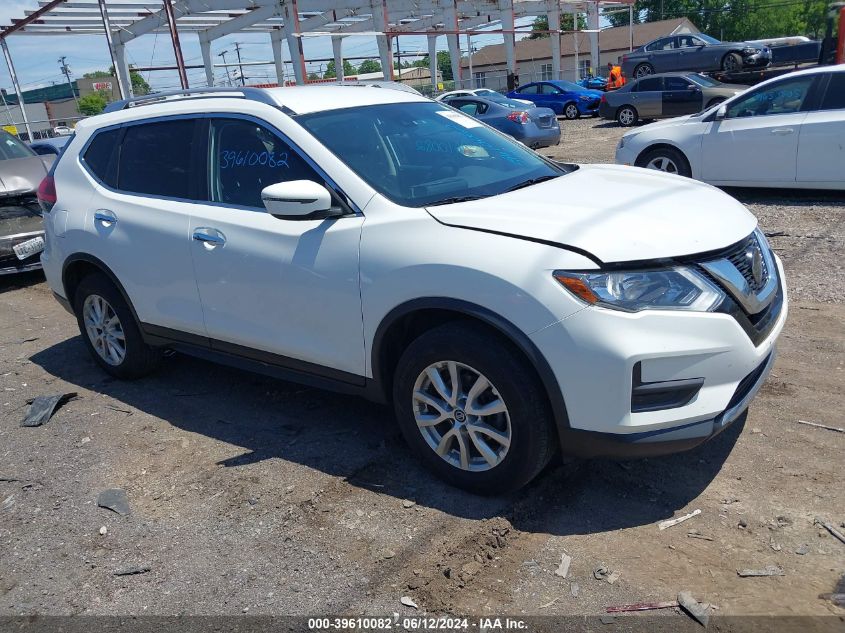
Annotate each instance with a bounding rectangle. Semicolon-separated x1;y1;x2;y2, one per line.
261;180;334;219
715;105;727;120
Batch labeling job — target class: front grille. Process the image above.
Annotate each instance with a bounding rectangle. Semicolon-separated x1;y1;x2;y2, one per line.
725;234;769;292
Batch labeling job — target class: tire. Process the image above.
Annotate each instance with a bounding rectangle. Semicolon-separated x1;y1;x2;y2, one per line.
636;146;692;178
722;52;742;72
633;63;654;78
616;105;638;127
705;97;726;109
563;102;580;120
73;272;161;379
392;323;557;495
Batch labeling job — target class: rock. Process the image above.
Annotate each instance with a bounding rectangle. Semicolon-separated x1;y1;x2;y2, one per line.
402;499;416;509
795;543;809;555
99;526;107;536
554;553;572;578
408;577;425;590
738;518;748;528
770;539;782;552
248;498;258;506
600;615;615;625
379;549;396;560
606;570;621;585
400;596;418;609
678;591;709;627
570;581;580;598
461;561;482;578
443;567;451;579
97;489;130;516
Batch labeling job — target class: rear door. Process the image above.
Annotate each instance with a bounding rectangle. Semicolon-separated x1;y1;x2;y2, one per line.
700;74;817;183
796;72;845;185
632;76;664;118
79;118;206;334
663;75;704;116
647;37;677;72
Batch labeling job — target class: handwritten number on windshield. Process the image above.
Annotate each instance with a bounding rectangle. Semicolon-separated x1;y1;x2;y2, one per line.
220;150;289;169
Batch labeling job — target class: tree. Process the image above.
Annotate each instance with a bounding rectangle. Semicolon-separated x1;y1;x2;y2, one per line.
436;50;453;81
77;91;107;116
324;58;356;78
529;13;586;39
357;59;382;74
604;0;828;41
84;66;150;96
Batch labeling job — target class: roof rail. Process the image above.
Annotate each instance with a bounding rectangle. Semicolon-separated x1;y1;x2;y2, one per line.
102;87;281;114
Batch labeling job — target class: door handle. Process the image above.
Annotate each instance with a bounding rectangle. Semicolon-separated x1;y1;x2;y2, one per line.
94;210;117;227
192;228;226;247
771;128;794;135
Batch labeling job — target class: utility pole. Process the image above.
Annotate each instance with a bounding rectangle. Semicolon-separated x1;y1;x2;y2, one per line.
58;56;79;110
218;50;232;86
233;42;246;86
466;33;474;88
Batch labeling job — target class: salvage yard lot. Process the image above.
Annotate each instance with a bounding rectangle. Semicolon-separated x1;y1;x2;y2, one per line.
1;118;843;624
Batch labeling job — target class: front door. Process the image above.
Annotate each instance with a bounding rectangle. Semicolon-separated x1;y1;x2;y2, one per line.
700;75;817;183
188;116;366;378
663;75;704;117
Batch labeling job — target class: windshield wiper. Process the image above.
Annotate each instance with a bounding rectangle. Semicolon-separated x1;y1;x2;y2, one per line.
504;174;559;193
427;195;487;206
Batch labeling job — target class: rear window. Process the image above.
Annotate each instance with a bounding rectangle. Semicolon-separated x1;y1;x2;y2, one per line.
820;73;845;110
0;130;35;160
83;129;120;187
117;119;197;199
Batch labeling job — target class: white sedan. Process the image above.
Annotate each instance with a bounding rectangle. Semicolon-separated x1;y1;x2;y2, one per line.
615;65;845;190
436;88;534;106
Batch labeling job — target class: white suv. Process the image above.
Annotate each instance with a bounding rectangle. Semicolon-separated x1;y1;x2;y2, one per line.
38;86;786;493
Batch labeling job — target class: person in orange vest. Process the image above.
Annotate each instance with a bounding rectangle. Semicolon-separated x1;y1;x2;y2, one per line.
606;62;625;91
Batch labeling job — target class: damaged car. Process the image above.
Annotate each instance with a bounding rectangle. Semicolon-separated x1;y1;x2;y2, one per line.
0;129;53;275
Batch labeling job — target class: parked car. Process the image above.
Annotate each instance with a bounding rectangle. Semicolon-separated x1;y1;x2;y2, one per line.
600;73;746;126
441;95;560;148
29;136;71;157
578;76;607;91
436;88;534;106
53;125;73;136
507;80;603;119
0;129;53;275
621;33;771;79
42;85;785;493
615;66;844;189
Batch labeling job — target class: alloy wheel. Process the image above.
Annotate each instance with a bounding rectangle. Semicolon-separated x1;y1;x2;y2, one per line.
565;104;579;119
83;294;126;366
634;64;653;78
645;155;679;174
618;107;635;126
412;360;512;472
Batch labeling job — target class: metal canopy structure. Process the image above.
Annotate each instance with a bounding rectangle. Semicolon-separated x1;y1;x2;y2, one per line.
1;0;634;137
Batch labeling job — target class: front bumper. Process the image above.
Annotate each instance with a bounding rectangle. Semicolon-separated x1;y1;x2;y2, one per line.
742;51;771;68
531;254;787;458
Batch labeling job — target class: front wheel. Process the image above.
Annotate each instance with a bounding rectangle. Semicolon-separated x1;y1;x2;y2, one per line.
722;52;742;72
616;105;638;126
563;102;580;119
393;324;557;494
636;146;692;178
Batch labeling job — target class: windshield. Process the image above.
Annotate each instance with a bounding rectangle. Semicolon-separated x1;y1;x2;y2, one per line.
697;33;720;45
551;80;584;92
0;130;36;160
688;74;721;87
296;102;562;208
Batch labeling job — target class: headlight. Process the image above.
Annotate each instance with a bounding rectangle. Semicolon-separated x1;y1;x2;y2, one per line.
742;47;758;55
579;95;591;101
617;136;625;149
554;267;725;312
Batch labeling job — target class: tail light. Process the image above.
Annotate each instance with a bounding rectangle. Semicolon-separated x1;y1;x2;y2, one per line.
507;111;529;124
37;174;57;213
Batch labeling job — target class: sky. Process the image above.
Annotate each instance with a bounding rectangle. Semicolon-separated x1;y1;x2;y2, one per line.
0;1;536;94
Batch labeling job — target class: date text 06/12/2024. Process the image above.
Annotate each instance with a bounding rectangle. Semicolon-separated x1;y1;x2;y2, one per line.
307;617;529;630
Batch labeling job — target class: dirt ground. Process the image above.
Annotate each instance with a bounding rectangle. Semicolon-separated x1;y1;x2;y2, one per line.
1;117;843;628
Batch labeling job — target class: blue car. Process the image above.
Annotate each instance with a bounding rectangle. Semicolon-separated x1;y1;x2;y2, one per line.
507;80;603;119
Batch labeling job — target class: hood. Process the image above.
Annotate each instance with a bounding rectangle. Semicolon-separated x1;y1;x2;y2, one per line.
0;155;51;197
624;114;697;136
425;164;756;264
582;89;603;98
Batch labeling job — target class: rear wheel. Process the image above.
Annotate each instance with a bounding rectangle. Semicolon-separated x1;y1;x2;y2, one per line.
616;105;638;126
722;52;742;72
636;146;692;178
73;272;161;379
633;63;654;78
393;323;557;494
563;102;580;119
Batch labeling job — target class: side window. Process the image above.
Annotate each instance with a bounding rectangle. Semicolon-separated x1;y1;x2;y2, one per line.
636;77;663;92
665;76;693;90
457;102;479;116
83;128;121;188
518;84;538;95
646;38;673;51
541;84;561;94
819;73;845;110
117;120;196;199
677;35;697;48
209;118;321;209
726;76;815;118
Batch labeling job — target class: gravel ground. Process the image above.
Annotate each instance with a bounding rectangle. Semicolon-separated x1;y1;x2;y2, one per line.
1;117;843;627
